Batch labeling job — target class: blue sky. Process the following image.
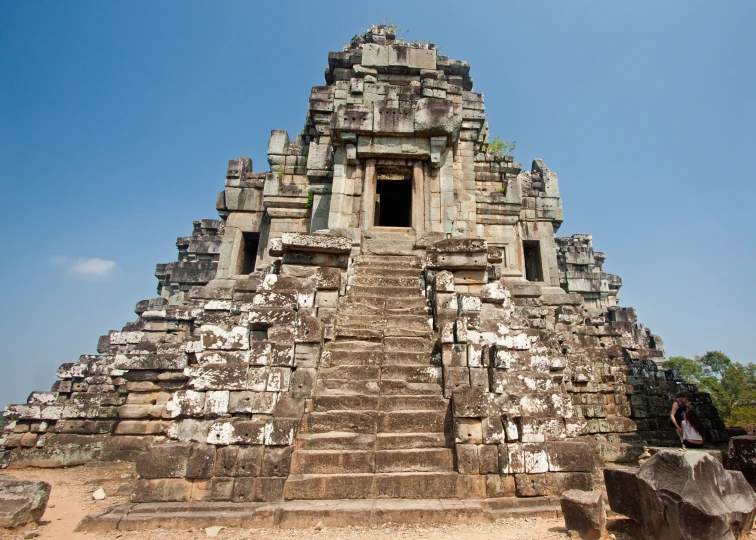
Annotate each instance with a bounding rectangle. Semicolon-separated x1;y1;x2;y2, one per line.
1;1;754;406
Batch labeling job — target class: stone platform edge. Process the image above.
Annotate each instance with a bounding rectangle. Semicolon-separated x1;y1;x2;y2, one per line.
76;497;563;531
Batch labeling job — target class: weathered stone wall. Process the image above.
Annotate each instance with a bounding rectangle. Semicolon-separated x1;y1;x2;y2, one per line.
556;234;621;310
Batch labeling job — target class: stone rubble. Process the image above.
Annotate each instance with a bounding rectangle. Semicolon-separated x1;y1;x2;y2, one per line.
559;489;607;540
0;23;728;515
0;475;51;529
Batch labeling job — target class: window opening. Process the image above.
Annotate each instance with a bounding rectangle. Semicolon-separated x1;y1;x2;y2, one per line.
523;241;542;282
241;232;259;274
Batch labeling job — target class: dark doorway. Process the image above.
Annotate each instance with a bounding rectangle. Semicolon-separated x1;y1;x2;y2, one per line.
523;241;542;282
374;167;412;227
240;232;259;274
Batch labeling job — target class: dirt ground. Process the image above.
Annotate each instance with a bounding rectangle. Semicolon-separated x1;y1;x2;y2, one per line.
0;463;748;540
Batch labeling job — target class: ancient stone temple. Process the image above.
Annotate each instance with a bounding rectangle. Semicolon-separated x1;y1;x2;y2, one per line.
1;25;726;523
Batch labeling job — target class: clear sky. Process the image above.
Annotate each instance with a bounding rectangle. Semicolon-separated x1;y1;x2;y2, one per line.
1;1;754;407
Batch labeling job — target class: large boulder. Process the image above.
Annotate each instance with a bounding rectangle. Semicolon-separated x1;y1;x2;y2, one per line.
0;475;51;528
604;449;756;540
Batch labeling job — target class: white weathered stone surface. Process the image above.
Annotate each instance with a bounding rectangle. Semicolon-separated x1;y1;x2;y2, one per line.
281;233;352;253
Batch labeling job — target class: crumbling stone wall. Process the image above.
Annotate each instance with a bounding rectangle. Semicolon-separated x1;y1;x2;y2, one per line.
556;234;621;310
426;237;726;496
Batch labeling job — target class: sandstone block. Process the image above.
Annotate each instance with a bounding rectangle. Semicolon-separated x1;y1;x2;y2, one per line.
185;364;249;391
454;418;483;444
479;444;499;474
281;232;352;253
0;476;51;528
228;391;278;414
200;325;249;351
131;478;192;503
136;443;216;479
546;441;597;473
452;386;492;418
486;474;516;498
206;418;267;446
261;446;294;477
560;489;607;540
215;445;263;477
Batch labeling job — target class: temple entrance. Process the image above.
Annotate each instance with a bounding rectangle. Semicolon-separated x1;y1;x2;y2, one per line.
240;232;259;274
523;241;543;282
374;167;412;227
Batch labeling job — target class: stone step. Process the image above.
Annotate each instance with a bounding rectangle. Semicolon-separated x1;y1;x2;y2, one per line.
335;325;433;340
483;496;563;519
380;381;444;396
350;275;421;288
382;351;439;366
297;432;376;451
314;379;380;396
377;396;448;412
334;314;432;327
283;473;375;500
312;395;379;411
347;285;421;298
322;350;434;368
382;328;436;339
377;410;448;433
339;296;428;312
355;259;421;269
290;450;375;474
354;267;422;278
79;498;563;531
337;301;385;315
290;448;454;475
384;337;435;353
283;472;460;500
311;395;447;412
304;410;448;435
381;365;443;383
320;350;383;367
333;327;383;341
319;366;381;381
375;448;454;473
304;410;377;434
325;341;382;353
375;432;451;450
356;255;422;266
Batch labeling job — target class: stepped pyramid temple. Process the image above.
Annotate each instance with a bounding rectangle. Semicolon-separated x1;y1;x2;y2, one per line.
1;25;727;527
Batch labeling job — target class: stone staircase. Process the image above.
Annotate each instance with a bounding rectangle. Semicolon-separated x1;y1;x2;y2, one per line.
284;253;457;500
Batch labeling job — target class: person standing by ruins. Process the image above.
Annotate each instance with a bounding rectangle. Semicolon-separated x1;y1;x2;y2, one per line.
670;391;690;437
681;409;705;448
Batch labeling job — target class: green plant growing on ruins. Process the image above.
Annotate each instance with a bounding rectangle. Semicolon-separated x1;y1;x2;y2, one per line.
663;351;756;426
277;164;284;180
376;16;408;41
305;189;314;209
487;136;516;157
370;17;444;52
